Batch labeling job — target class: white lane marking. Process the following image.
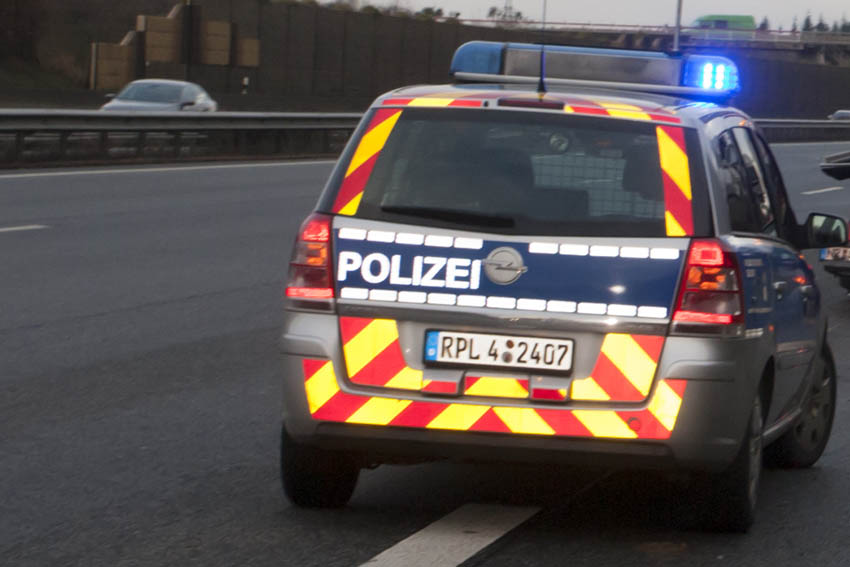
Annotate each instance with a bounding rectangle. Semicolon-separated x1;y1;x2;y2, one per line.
361;504;539;567
0;224;49;233
772;141;850;147
0;160;336;180
801;186;844;195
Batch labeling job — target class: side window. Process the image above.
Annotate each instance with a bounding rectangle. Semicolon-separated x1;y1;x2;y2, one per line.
752;132;796;236
716;129;776;235
184;85;201;103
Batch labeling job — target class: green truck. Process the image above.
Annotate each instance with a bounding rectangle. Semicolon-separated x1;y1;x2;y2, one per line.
692;15;757;31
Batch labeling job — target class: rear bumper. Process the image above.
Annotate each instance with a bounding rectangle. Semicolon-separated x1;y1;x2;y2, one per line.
281;320;761;472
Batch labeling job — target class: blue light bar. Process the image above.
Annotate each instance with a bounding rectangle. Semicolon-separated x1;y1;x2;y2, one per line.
681;55;740;93
450;41;503;75
450;41;741;99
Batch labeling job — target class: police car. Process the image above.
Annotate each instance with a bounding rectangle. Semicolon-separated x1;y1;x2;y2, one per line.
280;42;847;531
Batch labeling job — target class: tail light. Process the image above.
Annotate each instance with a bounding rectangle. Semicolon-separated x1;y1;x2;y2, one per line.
285;213;334;305
671;239;744;335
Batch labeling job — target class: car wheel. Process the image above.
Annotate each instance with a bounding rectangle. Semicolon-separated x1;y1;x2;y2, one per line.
280;426;360;508
702;394;763;533
765;347;836;468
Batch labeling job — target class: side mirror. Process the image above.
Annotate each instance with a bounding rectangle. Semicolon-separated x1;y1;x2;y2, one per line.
105;93;116;100
805;213;848;249
820;150;850;180
179;101;195;109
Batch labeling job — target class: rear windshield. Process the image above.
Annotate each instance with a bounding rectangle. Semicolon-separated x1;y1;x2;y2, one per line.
329;108;703;237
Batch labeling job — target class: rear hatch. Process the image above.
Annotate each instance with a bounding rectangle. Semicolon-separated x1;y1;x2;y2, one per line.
319;103;709;405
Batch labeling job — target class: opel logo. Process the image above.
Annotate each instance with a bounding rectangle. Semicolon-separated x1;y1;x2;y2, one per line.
483;247;527;285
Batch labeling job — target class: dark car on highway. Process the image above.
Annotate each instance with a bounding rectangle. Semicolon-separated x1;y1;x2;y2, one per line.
100;79;217;112
280;42;846;532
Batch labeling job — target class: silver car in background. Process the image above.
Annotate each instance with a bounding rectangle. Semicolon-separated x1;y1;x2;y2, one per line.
100;79;218;112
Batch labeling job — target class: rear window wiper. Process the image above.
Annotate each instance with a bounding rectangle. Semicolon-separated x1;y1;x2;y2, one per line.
380;205;515;228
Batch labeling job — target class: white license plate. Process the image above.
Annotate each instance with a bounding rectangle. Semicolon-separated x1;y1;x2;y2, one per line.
424;331;573;372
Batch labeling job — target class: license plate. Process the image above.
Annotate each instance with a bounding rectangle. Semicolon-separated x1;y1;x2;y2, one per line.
424;331;573;372
823;247;850;261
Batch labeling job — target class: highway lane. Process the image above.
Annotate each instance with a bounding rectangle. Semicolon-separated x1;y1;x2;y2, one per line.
2;143;850;566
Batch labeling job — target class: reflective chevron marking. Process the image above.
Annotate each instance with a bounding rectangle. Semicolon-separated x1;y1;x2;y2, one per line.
657;125;694;236
301;359;686;440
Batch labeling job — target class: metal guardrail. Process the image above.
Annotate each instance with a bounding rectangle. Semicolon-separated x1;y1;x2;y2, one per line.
0;110;363;168
755;119;850;144
453;20;850;47
1;110;850;169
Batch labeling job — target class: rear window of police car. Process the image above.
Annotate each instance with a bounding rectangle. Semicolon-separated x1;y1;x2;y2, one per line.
325;108;708;237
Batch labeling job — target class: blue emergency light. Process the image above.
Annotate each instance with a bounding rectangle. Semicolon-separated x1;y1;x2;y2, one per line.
450;41;740;99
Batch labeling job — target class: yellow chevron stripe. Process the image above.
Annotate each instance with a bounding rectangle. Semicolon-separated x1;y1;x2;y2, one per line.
426;403;489;431
345;110;402;176
346;397;412;425
384;366;423;390
564;106;575;113
304;361;339;414
600;334;658;397
343;319;399;377
656;126;692;200
408;97;455;107
493;407;555;435
571;410;637;439
570;376;611;401
597;101;652;121
338;192;363;217
647;380;684;432
465;377;529;398
665;211;686;237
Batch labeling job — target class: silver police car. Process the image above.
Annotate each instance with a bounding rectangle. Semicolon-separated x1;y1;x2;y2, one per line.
280;42;846;532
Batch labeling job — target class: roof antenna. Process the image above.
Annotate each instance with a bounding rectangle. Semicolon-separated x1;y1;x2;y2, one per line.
537;0;547;94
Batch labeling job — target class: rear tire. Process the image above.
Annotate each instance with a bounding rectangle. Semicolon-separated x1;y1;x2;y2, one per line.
280;426;360;508
765;348;836;468
702;395;763;533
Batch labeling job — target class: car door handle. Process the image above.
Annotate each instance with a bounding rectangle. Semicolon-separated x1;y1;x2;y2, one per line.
773;281;788;300
800;284;816;298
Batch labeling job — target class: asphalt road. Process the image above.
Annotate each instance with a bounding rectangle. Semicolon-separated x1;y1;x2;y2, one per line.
2;142;850;566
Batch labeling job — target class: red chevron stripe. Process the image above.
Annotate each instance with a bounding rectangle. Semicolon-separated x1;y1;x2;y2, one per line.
630;335;665;362
591;353;645;401
530;387;567;401
649;113;682;124
311;390;368;422
662;169;694;234
616;408;670;439
382;98;414;106
535;408;594;437
368;108;403;132
658;124;686;151
349;339;407;387
388;400;448;427
448;99;482;107
571;106;610;116
339;316;375;344
331;152;379;213
469;408;512;433
302;358;328;381
422;380;459;394
664;379;688;398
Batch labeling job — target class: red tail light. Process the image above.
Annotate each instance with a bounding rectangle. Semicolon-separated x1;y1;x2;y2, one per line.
672;239;743;333
285;213;334;301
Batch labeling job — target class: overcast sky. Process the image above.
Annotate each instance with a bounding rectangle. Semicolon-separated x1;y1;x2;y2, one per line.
368;0;849;29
